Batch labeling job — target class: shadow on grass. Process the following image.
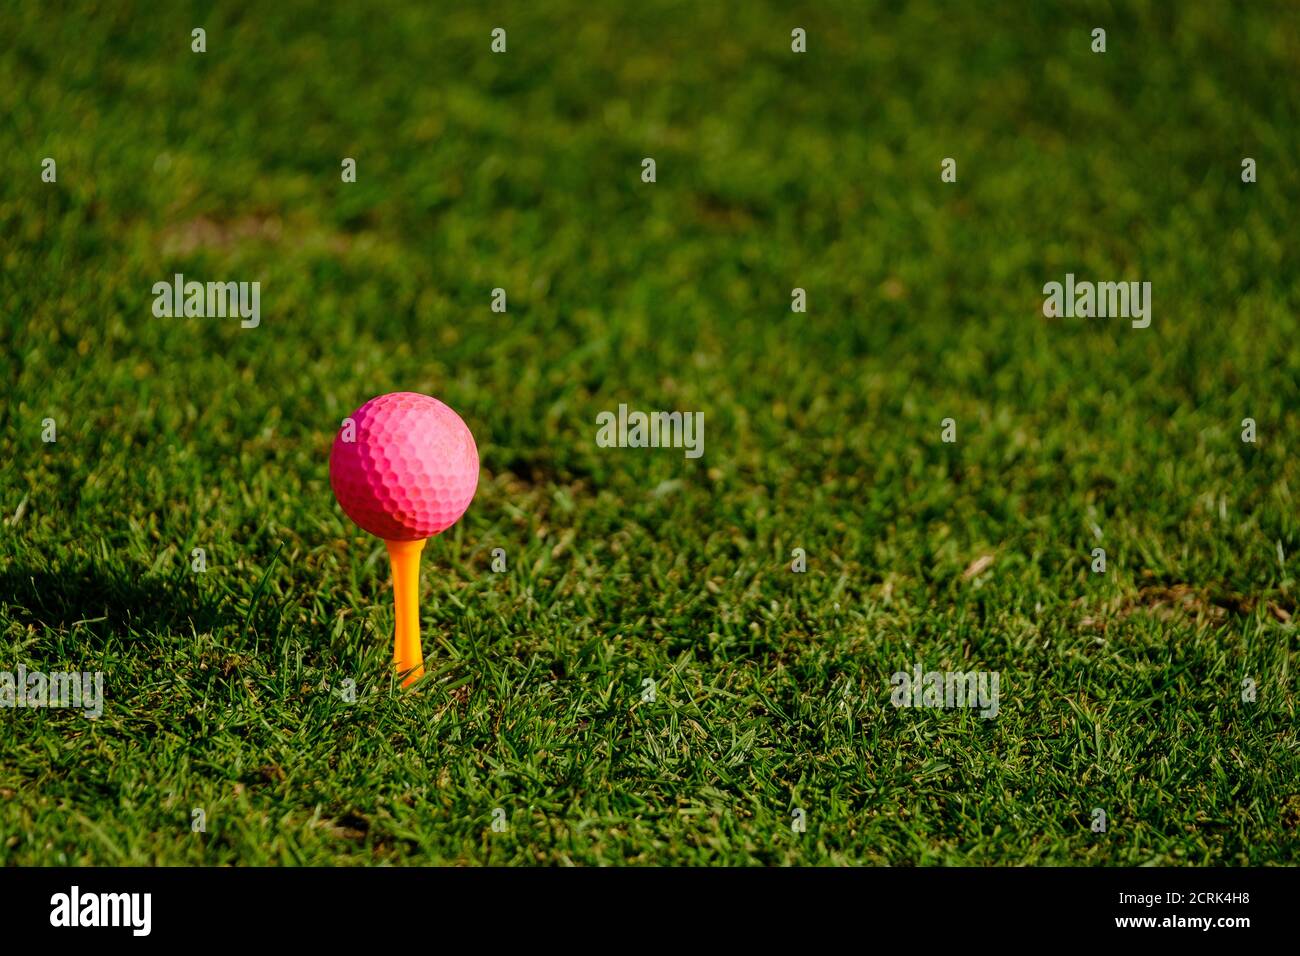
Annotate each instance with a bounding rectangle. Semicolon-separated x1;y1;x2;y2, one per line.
0;562;229;639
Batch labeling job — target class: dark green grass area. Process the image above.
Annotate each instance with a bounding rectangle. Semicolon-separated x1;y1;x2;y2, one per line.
1;0;1298;864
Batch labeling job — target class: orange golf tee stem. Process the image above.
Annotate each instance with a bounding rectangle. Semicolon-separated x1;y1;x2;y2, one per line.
385;538;426;686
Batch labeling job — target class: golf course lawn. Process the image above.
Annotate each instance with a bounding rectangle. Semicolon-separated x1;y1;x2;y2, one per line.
1;1;1297;865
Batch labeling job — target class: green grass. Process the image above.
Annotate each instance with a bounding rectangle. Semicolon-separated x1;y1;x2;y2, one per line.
1;0;1298;865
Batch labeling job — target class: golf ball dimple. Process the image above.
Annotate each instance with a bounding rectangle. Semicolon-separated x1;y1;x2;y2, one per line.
329;392;479;540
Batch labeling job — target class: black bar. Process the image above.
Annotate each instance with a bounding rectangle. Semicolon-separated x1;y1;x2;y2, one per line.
5;866;1289;942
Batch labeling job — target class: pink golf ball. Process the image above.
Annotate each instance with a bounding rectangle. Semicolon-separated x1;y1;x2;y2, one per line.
329;392;479;541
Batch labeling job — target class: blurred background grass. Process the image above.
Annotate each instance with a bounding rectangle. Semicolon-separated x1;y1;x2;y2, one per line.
0;1;1297;864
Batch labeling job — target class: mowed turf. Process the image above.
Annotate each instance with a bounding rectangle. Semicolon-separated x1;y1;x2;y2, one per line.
1;1;1298;865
